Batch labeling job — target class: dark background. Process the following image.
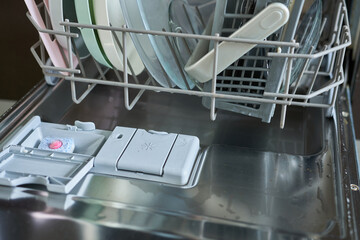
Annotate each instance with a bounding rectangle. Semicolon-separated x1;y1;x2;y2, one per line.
0;1;42;100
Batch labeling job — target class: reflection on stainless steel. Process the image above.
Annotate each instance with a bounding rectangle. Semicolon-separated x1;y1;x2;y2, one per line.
56;80;324;155
0;79;358;239
74;144;339;237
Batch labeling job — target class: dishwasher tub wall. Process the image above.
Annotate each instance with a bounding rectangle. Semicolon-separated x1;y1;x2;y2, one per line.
0;0;357;239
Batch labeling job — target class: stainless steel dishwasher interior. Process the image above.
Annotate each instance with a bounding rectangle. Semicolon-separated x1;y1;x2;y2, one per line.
2;73;344;239
0;0;356;238
41;78;325;156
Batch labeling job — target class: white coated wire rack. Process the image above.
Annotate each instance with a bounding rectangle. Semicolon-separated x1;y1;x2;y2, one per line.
27;0;351;128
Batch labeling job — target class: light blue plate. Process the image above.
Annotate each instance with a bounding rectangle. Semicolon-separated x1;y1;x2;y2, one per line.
119;0;175;88
137;0;196;89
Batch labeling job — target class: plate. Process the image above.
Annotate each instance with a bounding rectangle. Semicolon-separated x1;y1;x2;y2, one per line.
137;0;195;89
49;0;90;59
169;0;215;37
168;0;216;85
92;0;144;75
25;0;78;72
119;0;175;87
75;0;112;68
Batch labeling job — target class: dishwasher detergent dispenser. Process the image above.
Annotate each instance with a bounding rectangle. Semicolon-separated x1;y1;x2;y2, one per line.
0;116;201;193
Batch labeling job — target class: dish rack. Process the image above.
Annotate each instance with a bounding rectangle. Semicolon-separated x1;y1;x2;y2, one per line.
27;0;351;128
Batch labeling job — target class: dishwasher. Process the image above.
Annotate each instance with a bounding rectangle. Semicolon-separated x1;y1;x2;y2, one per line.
0;0;358;239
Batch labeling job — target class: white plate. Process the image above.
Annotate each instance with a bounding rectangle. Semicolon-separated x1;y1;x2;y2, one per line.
49;0;90;58
49;0;66;48
93;0;144;75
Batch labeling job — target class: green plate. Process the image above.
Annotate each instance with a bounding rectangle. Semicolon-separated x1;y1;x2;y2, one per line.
74;0;112;68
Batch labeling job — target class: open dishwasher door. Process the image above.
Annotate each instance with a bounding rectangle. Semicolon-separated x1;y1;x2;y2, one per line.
0;78;359;240
0;0;359;239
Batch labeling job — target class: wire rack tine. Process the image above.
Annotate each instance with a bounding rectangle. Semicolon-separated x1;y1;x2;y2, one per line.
335;3;346;45
42;5;49;64
304;46;328;103
331;30;348;87
280;42;295;129
113;69;124;83
39;37;46;65
327;45;338;76
338;40;349;95
111;29;140;84
31;41;80;75
333;69;345;106
162;28;191;90
65;19;96;104
43;2;50;28
122;25;146;111
331;86;340;108
69;64;110;104
123;25;130;109
127;78;152;110
57;39;70;68
65;20;74;72
71;38;86;77
210;34;220;121
70;82;97;104
289;46;315;104
325;2;342;47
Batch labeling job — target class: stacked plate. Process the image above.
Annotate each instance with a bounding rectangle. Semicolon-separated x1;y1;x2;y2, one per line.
120;0;216;89
49;0;90;59
45;0;217;88
118;0;175;88
75;0;145;75
46;0;145;75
